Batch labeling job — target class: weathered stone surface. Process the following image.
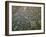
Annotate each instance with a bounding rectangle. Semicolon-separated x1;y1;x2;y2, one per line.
12;6;41;31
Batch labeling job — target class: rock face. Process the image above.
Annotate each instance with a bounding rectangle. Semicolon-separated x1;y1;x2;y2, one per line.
12;6;41;31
